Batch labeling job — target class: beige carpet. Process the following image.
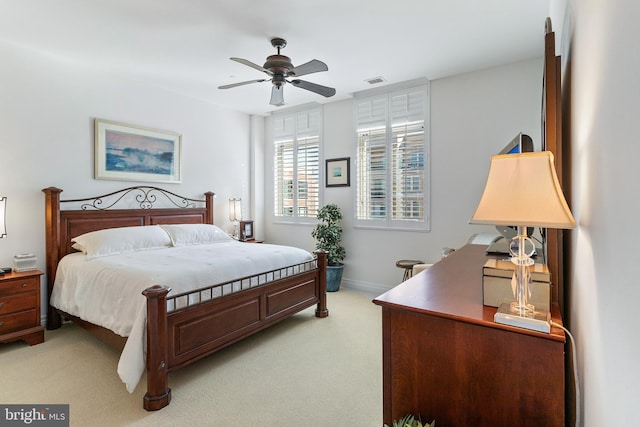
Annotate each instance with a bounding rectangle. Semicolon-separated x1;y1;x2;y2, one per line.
0;289;383;427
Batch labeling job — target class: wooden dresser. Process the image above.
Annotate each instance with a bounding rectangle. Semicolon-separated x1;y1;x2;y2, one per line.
0;270;44;345
373;244;565;427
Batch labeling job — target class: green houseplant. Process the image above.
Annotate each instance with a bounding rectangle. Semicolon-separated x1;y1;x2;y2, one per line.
311;203;346;292
385;414;435;427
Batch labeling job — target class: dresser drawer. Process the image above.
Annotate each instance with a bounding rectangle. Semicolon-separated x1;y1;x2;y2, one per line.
0;293;37;316
0;276;39;297
0;309;38;334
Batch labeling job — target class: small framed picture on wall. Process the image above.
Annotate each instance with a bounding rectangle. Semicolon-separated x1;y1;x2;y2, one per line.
325;157;350;187
240;220;254;241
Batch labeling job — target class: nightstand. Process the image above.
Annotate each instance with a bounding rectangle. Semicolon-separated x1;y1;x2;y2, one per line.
0;270;44;346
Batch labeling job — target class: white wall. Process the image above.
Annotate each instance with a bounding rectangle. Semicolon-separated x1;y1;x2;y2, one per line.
0;34;548;351
559;0;640;425
0;40;252;312
264;58;543;294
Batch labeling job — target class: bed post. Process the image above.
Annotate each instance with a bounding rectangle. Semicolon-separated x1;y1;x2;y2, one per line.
42;187;63;329
142;285;172;411
315;250;329;318
204;191;215;225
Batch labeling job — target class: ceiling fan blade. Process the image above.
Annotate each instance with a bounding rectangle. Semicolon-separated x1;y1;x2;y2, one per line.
270;85;284;106
289;59;328;77
290;79;336;98
230;57;273;75
218;79;267;89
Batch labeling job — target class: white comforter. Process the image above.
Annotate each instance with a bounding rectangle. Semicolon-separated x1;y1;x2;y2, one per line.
50;241;314;392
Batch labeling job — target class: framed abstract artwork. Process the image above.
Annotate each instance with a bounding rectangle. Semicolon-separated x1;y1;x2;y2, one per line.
325;157;350;187
94;118;182;183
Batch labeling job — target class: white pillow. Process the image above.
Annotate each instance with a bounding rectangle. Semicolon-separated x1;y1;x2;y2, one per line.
160;224;232;246
72;225;172;259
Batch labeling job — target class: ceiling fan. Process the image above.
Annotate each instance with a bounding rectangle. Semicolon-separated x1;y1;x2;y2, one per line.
218;38;336;106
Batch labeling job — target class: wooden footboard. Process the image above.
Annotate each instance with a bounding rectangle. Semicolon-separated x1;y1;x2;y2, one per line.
142;251;327;410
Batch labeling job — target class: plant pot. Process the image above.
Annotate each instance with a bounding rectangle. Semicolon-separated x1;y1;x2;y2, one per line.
326;264;344;292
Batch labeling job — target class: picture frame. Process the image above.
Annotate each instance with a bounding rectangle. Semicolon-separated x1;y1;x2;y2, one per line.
325;157;350;187
94;118;182;183
239;220;254;241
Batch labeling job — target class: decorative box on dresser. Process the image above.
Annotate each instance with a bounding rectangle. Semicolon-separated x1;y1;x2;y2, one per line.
373;244;565;427
0;270;44;345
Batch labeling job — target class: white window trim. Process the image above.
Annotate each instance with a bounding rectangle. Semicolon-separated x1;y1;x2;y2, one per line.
353;81;431;232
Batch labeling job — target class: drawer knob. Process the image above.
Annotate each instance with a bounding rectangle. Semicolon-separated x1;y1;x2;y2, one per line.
0;303;4;308
0;322;3;327
22;283;28;288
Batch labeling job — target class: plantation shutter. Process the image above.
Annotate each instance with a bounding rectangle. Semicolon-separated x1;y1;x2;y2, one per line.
355;85;429;229
273;107;321;219
390;89;426;221
356;95;387;221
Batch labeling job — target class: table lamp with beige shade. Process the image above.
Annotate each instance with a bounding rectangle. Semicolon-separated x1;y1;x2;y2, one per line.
470;151;576;332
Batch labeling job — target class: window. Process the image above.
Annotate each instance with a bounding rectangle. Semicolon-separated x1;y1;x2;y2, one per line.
355;85;429;230
273;107;321;221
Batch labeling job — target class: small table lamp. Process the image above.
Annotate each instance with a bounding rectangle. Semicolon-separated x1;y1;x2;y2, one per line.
470;152;575;328
228;198;242;239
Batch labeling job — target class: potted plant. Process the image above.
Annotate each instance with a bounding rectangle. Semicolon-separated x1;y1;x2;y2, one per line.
385;414;435;427
311;203;346;292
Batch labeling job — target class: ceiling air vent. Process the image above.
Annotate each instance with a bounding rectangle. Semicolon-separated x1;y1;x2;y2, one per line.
365;76;386;85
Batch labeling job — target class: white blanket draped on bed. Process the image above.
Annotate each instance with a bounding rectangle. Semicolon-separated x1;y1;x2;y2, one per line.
50;241;314;393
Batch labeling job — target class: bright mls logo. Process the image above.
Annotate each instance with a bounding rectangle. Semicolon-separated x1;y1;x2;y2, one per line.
1;405;69;426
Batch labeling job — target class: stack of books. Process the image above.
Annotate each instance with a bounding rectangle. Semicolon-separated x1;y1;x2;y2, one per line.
482;258;551;312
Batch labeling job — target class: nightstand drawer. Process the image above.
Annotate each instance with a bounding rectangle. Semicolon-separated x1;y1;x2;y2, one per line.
0;293;37;315
0;276;39;297
0;309;38;334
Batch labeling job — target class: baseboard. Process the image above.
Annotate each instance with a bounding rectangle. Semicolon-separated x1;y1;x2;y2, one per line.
341;278;393;298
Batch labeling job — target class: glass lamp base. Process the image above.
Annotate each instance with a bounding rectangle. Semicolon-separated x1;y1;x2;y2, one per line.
509;301;535;317
494;303;551;333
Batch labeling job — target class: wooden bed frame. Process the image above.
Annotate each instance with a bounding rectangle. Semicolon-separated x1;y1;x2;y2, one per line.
42;186;328;411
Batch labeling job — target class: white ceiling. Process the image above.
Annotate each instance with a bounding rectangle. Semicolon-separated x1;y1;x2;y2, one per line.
0;0;550;116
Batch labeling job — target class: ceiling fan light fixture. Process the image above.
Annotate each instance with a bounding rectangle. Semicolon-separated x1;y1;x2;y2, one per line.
219;38;335;105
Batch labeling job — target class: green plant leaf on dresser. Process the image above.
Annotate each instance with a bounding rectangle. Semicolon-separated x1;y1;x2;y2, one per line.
384;414;435;427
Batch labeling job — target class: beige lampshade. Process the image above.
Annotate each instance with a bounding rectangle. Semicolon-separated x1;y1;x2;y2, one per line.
470;151;576;229
228;198;242;222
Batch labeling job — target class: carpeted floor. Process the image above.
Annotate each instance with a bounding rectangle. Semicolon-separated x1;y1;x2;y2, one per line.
0;289;383;426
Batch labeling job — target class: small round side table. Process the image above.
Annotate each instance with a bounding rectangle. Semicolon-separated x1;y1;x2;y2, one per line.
395;259;424;282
